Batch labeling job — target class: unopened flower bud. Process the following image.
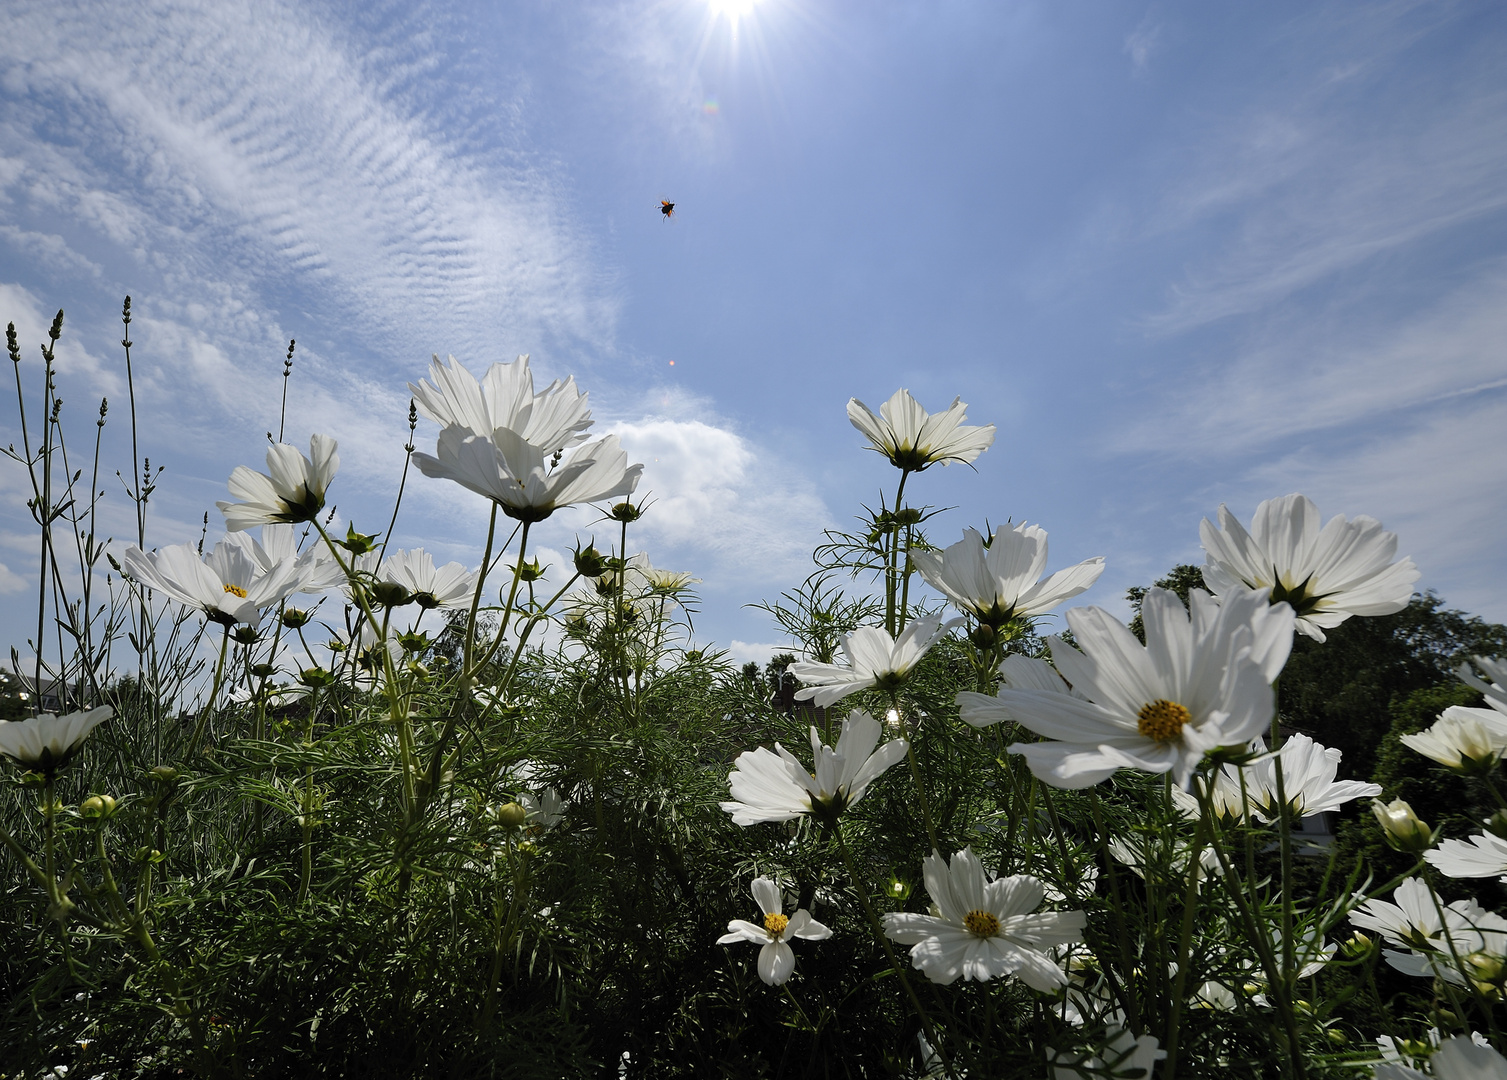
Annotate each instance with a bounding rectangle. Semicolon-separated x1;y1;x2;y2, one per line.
80;794;117;819
1486;811;1507;840
518;558;546;582
1372;798;1433;852
251;663;276;679
300;666;336;688
969;622;997;649
1467;951;1506;986
232;626;261;645
397;631;430;654
495;802;528;830
1342;932;1374;960
336;524;380;555
573;542;606;578
281;607;312;629
609;500;642;523
370;581;412;608
149;765;178;784
892;507;923;527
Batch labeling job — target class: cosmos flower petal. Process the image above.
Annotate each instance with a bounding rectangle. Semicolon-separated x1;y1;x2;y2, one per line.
758;941;796;985
751;876;783;917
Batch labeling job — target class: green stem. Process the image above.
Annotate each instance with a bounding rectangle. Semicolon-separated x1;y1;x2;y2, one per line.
833;826;955;1079
186;625;232;759
1162;784;1214;1080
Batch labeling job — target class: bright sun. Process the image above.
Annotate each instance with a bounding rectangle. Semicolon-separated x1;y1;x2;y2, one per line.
708;0;762;20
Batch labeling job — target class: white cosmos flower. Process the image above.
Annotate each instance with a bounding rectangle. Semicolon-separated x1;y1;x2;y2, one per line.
0;706;112;774
717;876;832;985
912;524;1104;628
1049;1022;1166;1080
220;524;346;596
1200;493;1419;642
1351;878;1507;984
1427;832;1507;881
1459;656;1507;718
847;388;996;471
217;434;339;531
1374;1033;1504;1080
882;847;1086;988
1399;707;1507;774
720;709;907;826
1203;735;1381;823
408;353;593;454
413;426;642;524
789;615;958;708
957;586;1294;789
379;549;477;610
121;541;302;626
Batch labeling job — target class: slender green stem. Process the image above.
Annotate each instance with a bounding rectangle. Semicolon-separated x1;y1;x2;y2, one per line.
833;825;954;1079
1162;783;1214;1080
187;625;232;759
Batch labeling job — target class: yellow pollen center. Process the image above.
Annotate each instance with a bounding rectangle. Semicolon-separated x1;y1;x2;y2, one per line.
1137;699;1191;742
763;912;789;937
963;909;1000;938
223;584;248;598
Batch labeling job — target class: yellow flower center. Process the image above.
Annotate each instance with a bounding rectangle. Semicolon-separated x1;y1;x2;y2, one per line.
963;909;1000;938
763;912;789;937
1137;699;1191;742
223;584;248;598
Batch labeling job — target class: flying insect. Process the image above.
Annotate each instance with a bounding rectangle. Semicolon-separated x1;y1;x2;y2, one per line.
660;200;675;220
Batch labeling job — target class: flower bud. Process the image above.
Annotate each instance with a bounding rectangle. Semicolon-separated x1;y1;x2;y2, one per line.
397;631;431;654
335;524;380;555
300;666;336;688
495;802;528;830
1342;932;1374;961
149;765;178;784
281;607;312;629
80;794;117;819
608;500;642;523
232;626;261;645
1486;810;1507;840
573;542;606;578
1372;798;1433;852
884;873;912;901
370;580;412;608
518;558;546;583
892;507;924;527
251;663;277;679
1466;952;1507;999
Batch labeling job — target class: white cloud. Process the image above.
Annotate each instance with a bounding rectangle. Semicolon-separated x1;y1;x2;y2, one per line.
0;559;25;595
611;407;833;586
1124;22;1161;74
0;0;610;366
1117;266;1507;455
1138;8;1507;334
724;639;795;667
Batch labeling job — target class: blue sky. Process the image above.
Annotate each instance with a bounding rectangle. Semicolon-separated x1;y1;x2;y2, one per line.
3;0;1505;665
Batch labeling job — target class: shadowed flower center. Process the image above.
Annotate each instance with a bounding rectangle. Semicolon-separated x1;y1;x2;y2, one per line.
222;584;248;598
1137;699;1191;742
763;912;789;937
963;909;1000;938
